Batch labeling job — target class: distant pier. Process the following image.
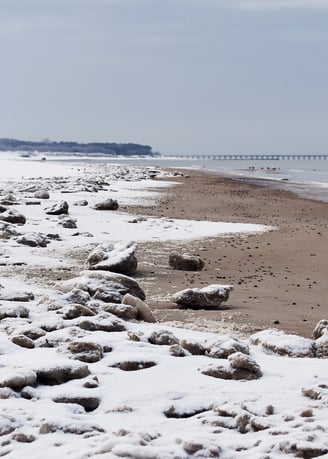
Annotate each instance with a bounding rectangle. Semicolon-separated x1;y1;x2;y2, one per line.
165;154;328;161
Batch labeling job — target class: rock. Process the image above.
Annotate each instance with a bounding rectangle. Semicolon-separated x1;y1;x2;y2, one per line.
94;198;119;210
64;288;91;305
87;241;138;275
1;192;17;205
122;293;156;322
0;204;7;213
45;200;69;215
67;341;103;363
207;337;250;359
58;216;77;228
169;344;190;357
11;335;35;349
13;432;36;443
180;339;206;355
74;199;88;206
36;362;90;385
53;395;100;412
0;209;26;224
101;302;138;321
169;252;204;271
279;441;328;458
148;330;179;346
313;319;328;339
250;329;316;357
58;270;146;301
172;284;233;309
0;305;30;320
79;315;126;333
201;352;262;381
316;329;328;358
228;352;262;377
16;232;49;247
0;290;34;302
113;361;156;371
0;370;37;390
62;304;96;319
92;287;123;304
34;189;50;199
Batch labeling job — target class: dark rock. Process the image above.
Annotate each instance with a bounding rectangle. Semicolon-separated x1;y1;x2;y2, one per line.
74;200;88;206
58;216;77;229
169;252;205;271
180;339;206;355
45;201;69;215
68;341;103;363
16;232;49;247
11;335;35;349
113;361;156;371
94;198;119;210
53;396;100;412
36;363;90;385
0;209;26;224
148;330;179;346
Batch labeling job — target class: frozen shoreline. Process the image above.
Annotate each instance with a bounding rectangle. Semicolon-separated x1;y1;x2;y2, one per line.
0;157;328;458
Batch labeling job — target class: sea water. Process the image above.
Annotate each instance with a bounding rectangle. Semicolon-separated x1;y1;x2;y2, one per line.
87;156;328;203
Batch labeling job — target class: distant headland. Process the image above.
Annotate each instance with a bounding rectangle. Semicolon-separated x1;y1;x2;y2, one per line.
0;138;159;157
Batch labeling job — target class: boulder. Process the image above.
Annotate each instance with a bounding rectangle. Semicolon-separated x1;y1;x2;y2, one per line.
36;362;90;385
94;198;119;210
53;395;100;412
101;302;138;321
122;293;156;322
148;330;179;346
11;335;35;349
316;329;328;358
0;370;37;390
172;284;233;309
16;232;49;247
207;337;250;359
87;241;137;275
67;341;103;363
201;352;262;381
169;252;204;271
57;270;146;301
58;216;77;229
313;319;328;339
0;209;26;224
34;189;50;199
250;329;316;358
45;201;69;215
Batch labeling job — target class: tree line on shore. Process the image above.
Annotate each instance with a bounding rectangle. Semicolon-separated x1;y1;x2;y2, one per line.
0;138;158;157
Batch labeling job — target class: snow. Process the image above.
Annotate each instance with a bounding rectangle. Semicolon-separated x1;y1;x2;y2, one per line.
0;155;327;458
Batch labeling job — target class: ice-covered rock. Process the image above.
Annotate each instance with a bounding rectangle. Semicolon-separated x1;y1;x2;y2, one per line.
250;329;316;357
57;270;146;301
87;241;138;275
16;232;49;247
169;252;204;271
313;319;328;339
58;216;77;228
172;284;233;309
45;200;69;215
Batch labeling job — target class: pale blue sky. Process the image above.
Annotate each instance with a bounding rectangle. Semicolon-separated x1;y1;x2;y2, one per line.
0;0;327;155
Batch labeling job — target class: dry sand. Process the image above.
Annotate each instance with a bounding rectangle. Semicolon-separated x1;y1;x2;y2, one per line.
124;169;328;338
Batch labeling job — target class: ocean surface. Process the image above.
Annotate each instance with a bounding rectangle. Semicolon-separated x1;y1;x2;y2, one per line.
73;156;328;203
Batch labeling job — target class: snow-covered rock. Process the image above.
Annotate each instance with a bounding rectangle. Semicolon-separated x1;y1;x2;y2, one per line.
172;284;233;309
87;241;138;275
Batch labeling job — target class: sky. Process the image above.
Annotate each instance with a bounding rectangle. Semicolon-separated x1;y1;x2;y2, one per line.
0;0;327;155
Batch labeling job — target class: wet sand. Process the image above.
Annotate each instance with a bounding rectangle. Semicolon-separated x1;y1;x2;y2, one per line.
124;169;328;338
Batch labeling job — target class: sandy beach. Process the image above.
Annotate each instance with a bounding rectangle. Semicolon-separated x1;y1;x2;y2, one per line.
125;169;328;338
1;158;328;458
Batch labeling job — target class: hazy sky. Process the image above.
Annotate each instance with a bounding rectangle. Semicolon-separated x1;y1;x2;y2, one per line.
1;0;327;155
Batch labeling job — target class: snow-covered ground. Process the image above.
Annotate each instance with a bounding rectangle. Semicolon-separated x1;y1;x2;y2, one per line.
0;155;327;458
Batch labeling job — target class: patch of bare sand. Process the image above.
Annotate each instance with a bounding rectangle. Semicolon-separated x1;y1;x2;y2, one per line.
124;169;328;338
